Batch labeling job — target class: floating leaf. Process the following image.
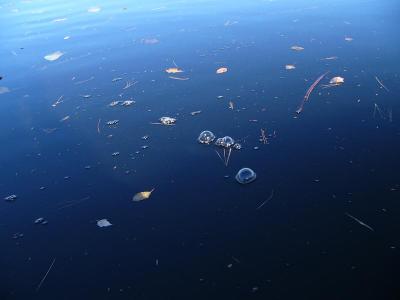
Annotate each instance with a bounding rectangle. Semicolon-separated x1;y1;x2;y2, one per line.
133;188;155;202
44;51;64;61
216;67;228;74
165;67;183;74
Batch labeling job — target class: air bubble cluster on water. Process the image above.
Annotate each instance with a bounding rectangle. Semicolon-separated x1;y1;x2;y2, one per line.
235;168;257;184
197;130;216;144
197;131;241;149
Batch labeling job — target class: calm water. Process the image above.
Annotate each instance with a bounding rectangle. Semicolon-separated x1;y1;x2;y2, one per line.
1;0;400;299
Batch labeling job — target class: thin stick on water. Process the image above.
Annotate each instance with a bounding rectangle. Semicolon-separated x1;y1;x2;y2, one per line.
225;148;232;167
36;258;56;292
388;108;393;122
373;103;385;120
345;213;374;232
51;95;64;107
123;80;137;90
215;150;225;165
97;118;101;134
374;76;389;92
296;72;329;114
256;189;274;210
260;129;268;144
58;196;90;210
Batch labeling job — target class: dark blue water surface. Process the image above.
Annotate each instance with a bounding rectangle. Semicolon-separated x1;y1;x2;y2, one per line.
1;0;400;299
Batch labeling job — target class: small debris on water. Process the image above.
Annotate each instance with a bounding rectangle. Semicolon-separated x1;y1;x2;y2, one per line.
44;51;64;61
60;115;70;122
165;68;183;74
106;120;119;126
12;233;24;239
121;100;135;106
133;188;155;202
88;6;101;13
290;45;304;51
0;86;10;94
4;194;17;202
34;217;48;225
216;67;228;74
190;110;201;116
97;219;112;227
159;117;176;125
109;101;122;107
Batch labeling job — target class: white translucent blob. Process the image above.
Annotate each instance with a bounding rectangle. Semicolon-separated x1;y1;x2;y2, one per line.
159;117;176;125
97;219;112;227
235;168;257;184
88;6;101;13
44;51;64;61
197;130;216;144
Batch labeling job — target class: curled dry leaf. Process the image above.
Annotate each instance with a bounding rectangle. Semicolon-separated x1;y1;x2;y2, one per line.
216;67;228;74
133;188;155;202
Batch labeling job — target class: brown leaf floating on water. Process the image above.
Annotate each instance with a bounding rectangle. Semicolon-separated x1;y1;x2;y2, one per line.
132;188;155;202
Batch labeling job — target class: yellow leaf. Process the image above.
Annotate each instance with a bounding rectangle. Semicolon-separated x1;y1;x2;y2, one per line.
165;68;183;74
133;188;155;202
216;67;228;74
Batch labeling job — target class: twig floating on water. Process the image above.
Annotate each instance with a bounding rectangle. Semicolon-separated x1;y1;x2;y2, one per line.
51;95;64;107
74;76;94;85
256;189;274;210
345;213;374;232
123;80;137;90
169;76;189;81
58;196;90;210
296;72;329;114
374;76;389;92
36;258;56;292
97;118;101;134
259;129;268;144
225;148;232;167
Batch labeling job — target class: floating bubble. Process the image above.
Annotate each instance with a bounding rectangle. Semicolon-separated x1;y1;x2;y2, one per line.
215;136;235;148
197;131;216;144
235;168;257;184
233;143;242;150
